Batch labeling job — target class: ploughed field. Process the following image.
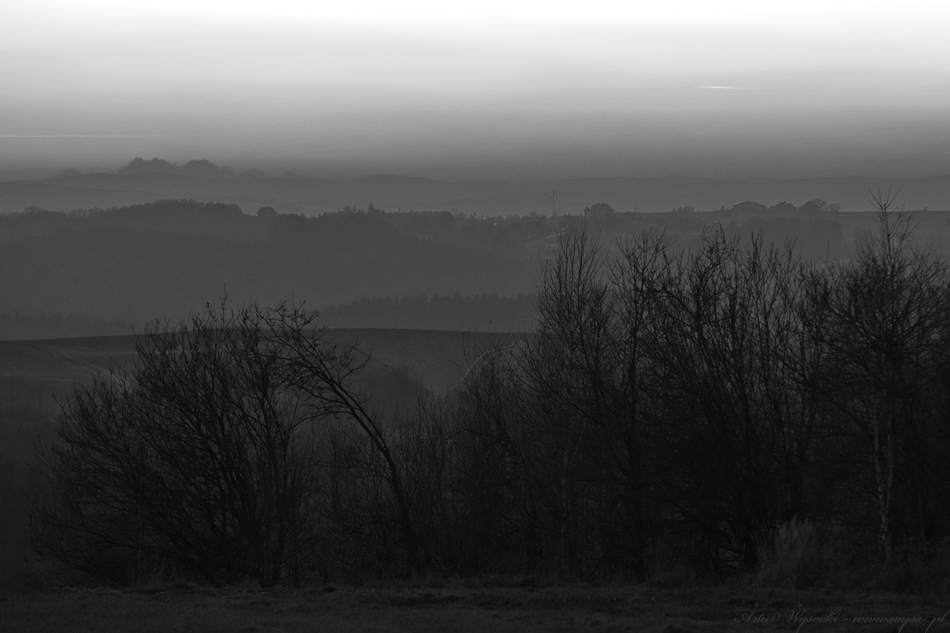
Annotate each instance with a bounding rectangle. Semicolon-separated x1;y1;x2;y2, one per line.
2;582;947;632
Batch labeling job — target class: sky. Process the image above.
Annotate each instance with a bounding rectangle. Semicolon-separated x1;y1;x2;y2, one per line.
2;0;950;180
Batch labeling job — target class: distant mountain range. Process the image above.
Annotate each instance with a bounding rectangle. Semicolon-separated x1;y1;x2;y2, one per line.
1;158;948;217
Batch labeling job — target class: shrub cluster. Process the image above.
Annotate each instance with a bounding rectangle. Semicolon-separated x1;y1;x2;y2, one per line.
33;192;950;587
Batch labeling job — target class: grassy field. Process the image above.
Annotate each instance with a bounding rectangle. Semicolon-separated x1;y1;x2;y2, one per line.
1;581;947;632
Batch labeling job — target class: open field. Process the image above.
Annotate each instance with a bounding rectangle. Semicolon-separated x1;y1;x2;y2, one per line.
0;328;508;385
1;582;948;632
0;323;511;435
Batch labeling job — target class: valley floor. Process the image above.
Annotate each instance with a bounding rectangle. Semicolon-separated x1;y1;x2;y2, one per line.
1;582;947;632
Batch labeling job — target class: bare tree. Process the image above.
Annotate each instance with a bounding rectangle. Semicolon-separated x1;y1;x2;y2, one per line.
800;189;950;560
260;302;422;572
32;301;327;585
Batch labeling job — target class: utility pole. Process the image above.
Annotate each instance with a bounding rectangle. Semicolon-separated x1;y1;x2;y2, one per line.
551;190;557;217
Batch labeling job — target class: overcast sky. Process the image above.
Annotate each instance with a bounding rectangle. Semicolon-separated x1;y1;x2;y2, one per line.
3;0;949;180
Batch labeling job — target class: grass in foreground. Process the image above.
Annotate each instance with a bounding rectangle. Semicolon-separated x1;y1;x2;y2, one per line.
2;581;948;633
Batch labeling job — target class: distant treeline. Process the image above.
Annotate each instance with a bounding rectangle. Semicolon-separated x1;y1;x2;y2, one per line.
15;159;950;217
0;201;540;329
320;293;537;331
4;199;950;339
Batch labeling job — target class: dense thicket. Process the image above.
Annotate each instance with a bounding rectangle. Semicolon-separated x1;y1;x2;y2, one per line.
32;303;420;585
33;194;950;587
429;194;950;583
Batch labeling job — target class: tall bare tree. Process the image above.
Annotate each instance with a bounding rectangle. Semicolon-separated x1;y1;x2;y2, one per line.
800;190;950;560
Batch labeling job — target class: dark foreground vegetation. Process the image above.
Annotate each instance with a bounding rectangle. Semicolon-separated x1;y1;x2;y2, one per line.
14;191;950;603
4;582;949;632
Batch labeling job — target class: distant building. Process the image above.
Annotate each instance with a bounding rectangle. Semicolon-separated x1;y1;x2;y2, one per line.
257;206;278;219
583;203;615;219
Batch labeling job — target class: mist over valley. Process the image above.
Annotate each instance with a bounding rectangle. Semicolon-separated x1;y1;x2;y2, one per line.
5;164;950;339
5;2;950;626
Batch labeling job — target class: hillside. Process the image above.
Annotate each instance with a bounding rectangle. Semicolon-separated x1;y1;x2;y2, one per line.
4;197;950;340
0;328;511;396
0;202;540;331
3;159;950;216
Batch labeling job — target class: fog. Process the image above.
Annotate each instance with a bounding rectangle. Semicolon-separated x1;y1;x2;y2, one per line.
3;0;950;180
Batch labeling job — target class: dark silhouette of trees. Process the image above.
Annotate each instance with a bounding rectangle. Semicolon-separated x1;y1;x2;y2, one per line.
467;221;814;577
798;190;950;561
642;229;815;574
439;200;950;581
30;192;950;587
32;300;418;585
259;303;423;572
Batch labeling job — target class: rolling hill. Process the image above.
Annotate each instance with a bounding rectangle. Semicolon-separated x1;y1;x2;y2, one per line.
3;159;950;217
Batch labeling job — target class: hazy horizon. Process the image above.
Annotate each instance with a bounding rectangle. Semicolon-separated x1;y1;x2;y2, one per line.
4;1;950;181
